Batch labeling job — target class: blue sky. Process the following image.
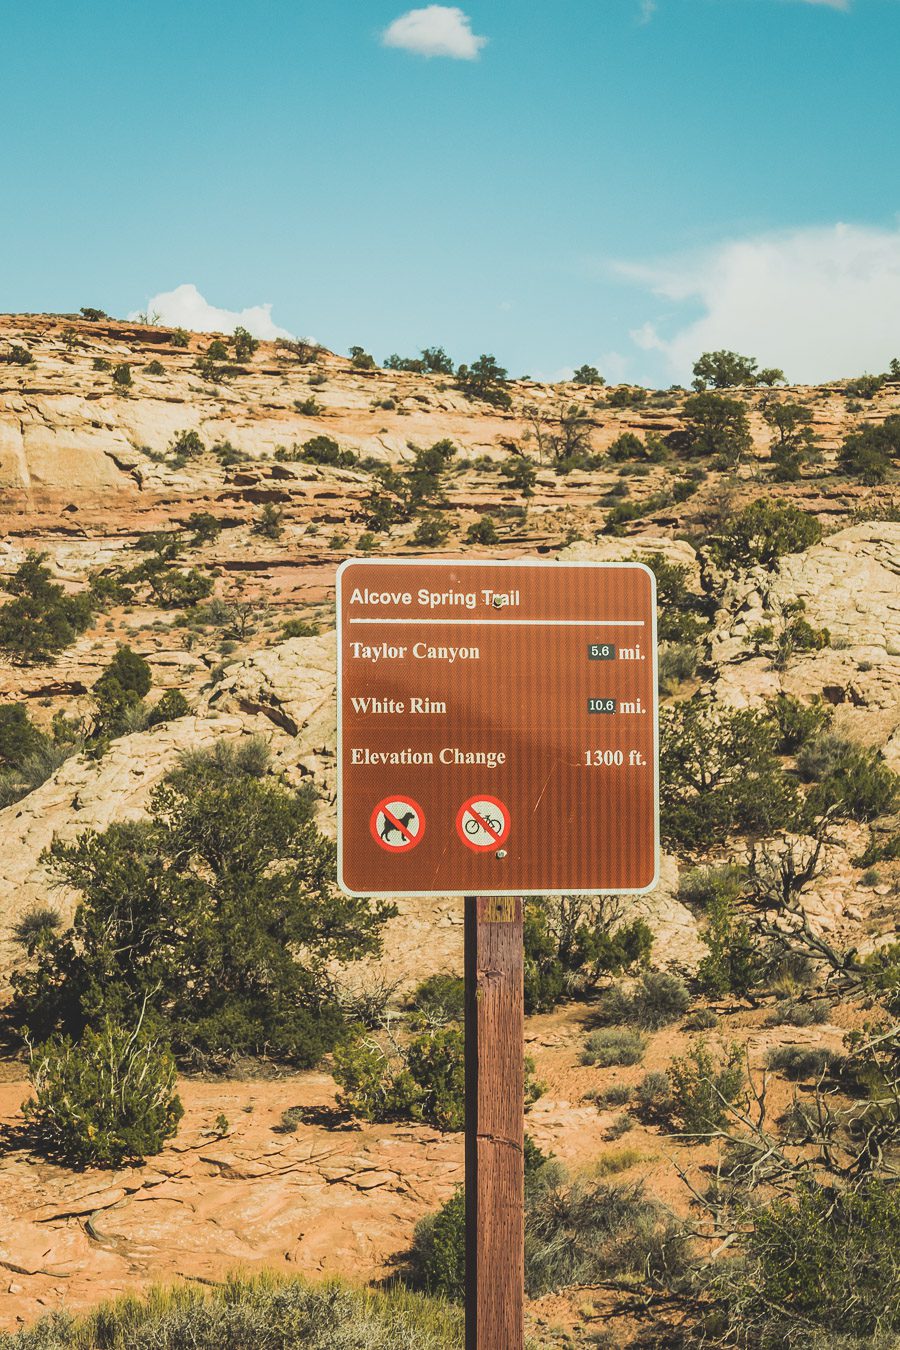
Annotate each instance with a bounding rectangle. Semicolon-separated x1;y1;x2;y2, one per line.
2;0;899;385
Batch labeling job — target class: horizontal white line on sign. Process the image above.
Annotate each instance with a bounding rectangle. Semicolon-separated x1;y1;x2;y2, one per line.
348;618;645;626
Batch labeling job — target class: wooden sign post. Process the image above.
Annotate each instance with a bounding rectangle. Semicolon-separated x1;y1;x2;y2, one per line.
337;559;659;1350
465;896;524;1350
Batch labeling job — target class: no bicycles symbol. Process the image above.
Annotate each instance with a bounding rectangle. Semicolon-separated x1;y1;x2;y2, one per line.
371;797;425;852
456;795;511;852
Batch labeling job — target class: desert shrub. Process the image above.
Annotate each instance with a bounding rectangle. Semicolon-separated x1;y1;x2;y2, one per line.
349;345;376;370
678;863;746;912
0;1273;462;1350
409;974;465;1025
333;1024;464;1131
684;1007;719;1031
498;454;538;496
658;641;698;693
524;897;652;1013
767;691;831;753
11;906;61;957
23;1015;183;1166
525;1176;688;1294
456;354;512;409
763;399;819;480
465;516;499;545
635;1071;673;1123
707;499;822;570
595;971;691;1031
0;552;94;664
112;362;132;388
766;998;831;1027
145;359;165;376
672;391;752;465
697;889;768;1000
595;1083;633;1108
799;735;899;822
607;432;645;461
838;417;900;485
0;703;48;768
572;363;605;385
186;511;221;545
0;738;78;809
231;326;258;361
170;326;190;347
92;356;111;371
692;349;764;389
637;552;711;645
667;1041;745;1133
856;831;900;867
714;1179;900;1344
169;428;204;460
281;618;319;638
845;373;885;399
412;514;451;547
602;490;672;534
765;1045;842;1080
11;740;392;1065
285;434;358;467
661;696;801;850
581;1027;647;1067
608;385;647;407
146;689;191;727
207;339;229;360
253;503;284;539
92;645;152;737
409;1185;467;1300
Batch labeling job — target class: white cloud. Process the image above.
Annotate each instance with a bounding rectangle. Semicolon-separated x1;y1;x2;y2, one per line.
130;283;293;340
382;6;487;59
618;221;900;385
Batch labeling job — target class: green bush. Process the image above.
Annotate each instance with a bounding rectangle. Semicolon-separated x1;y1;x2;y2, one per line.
146;689;191;726
572;363;605;385
0;552;94;664
524;897;652;1013
765;1045;842;1080
349;345;376;370
661;696;801;850
409;1186;466;1301
11;739;392;1065
799;735;899;822
170;326;190;347
667;1040;745;1133
498;455;537;496
92;356;111;371
635;1070;673;1123
707;499;822;570
608;385;647;407
253;503;284;539
595;971;691;1031
697;889;768;1000
845;373;885;399
23;1015;183;1166
0;703;48;768
678;863;746;911
671;391;752;465
637;552;711;645
169;429;204;460
767;692;831;753
412;514;451;547
145;359;165;376
112;362;132;388
231;326;258;361
766;997;831;1027
581;1027;647;1067
763;400;819;480
465;516;499;545
837;416;900;485
0;1273;462;1350
715;1179;900;1344
333;1024;465;1131
409;974;465;1025
6;343;35;365
525;1175;688;1295
456;354;512;409
281;618;319;638
692;349;765;389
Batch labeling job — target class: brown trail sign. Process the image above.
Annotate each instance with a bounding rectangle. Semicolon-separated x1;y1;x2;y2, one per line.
337;559;659;1349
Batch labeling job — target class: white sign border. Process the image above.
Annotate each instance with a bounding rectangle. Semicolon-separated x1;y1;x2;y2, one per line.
336;557;660;899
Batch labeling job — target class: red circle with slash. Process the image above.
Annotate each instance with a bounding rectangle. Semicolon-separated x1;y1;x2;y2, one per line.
456;795;511;852
370;797;426;852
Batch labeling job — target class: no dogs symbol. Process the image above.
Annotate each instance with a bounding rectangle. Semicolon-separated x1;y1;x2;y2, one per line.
456;795;511;852
371;797;425;852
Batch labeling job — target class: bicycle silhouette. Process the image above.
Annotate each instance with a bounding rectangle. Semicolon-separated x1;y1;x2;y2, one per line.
466;812;502;836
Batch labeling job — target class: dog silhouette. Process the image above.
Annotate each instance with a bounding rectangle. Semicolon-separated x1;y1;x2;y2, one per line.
380;807;417;843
